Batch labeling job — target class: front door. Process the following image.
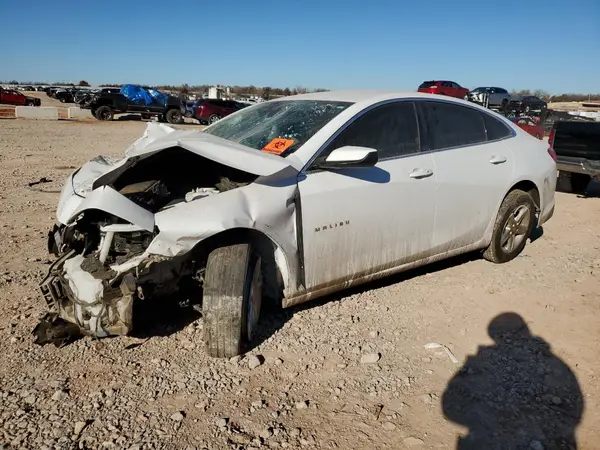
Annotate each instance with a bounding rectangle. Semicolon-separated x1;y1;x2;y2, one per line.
298;101;437;292
416;100;515;252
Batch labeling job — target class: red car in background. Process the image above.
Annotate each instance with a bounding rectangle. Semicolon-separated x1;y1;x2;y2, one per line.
192;99;249;125
418;80;470;99
512;117;545;139
0;88;40;106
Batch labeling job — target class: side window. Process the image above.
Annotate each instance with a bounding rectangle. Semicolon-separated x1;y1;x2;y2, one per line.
314;102;420;165
417;101;486;150
481;112;513;141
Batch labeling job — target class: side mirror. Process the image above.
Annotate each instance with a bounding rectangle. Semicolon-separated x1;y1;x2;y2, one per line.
318;146;378;169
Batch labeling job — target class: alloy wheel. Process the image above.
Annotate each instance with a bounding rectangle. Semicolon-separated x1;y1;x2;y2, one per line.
500;205;530;253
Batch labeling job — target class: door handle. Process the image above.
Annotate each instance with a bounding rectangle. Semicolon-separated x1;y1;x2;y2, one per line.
489;155;507;164
409;168;434;179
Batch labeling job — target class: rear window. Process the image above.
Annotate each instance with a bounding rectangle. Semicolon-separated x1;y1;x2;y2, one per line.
417;101;487;149
419;81;437;89
481;113;513;141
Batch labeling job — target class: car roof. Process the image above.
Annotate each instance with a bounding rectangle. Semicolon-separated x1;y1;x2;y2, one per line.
271;90;463;105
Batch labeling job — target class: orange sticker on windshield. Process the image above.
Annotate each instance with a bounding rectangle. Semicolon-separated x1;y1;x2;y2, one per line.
262;138;295;155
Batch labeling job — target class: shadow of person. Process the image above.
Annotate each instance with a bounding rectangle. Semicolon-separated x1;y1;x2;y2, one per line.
442;313;583;450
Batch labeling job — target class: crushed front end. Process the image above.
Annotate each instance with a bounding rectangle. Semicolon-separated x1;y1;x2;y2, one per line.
37;220;153;343
33;124;266;346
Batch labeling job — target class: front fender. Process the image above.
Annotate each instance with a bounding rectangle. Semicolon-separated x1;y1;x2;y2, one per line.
145;181;300;295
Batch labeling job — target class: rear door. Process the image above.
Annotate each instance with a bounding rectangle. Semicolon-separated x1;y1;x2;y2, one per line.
448;82;461;98
439;81;453;96
299;101;437;291
489;88;507;106
222;101;238;116
9;90;25;105
416;100;515;252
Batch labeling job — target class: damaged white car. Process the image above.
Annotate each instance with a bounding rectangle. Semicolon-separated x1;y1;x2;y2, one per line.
37;91;557;357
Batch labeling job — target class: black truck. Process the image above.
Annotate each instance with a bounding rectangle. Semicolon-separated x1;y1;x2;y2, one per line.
79;86;185;124
551;119;600;194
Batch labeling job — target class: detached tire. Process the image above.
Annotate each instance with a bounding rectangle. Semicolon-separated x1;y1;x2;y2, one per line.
203;244;262;358
95;105;114;121
557;171;590;194
483;189;535;264
166;108;183;124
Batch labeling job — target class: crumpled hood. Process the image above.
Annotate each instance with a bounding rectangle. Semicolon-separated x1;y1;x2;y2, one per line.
56;122;298;227
121;122;295;177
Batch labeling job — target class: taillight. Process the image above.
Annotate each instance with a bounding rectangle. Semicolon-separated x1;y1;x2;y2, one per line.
548;128;555;148
547;147;557;163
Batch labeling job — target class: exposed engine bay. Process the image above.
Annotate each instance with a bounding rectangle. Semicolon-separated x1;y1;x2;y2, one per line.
36;146;258;346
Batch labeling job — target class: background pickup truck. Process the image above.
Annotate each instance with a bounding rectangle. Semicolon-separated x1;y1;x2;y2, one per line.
0;88;41;106
551;120;600;194
80;85;185;124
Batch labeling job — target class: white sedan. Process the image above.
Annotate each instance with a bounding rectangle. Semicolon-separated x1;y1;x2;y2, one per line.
38;91;557;356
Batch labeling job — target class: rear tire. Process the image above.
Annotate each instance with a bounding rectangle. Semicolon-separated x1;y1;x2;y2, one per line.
203;244;262;358
95;105;114;121
26;101;35;106
209;114;221;124
483;190;535;264
166;108;183;124
557;171;590;194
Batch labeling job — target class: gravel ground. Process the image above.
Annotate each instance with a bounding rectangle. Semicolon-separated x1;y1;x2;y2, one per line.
0;119;599;450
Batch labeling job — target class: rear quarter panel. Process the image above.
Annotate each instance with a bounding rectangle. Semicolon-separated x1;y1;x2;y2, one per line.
509;131;556;219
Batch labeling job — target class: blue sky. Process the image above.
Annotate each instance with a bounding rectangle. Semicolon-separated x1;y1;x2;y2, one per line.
1;0;598;94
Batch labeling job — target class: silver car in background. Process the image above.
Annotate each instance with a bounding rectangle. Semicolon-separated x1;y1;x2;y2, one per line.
468;87;511;109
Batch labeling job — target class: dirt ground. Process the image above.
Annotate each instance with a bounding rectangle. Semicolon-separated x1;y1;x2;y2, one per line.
0;119;599;450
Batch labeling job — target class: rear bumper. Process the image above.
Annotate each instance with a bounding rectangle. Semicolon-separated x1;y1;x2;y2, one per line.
556;156;600;177
539;203;554;226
